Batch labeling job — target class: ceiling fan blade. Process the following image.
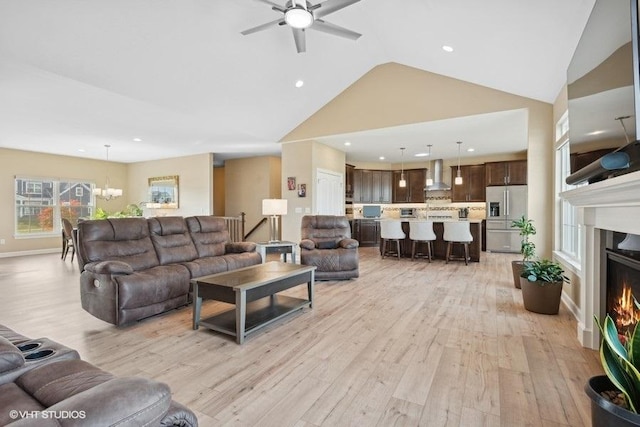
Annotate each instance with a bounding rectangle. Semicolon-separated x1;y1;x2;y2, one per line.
311;0;361;18
241;18;285;35
292;28;306;53
253;0;286;13
310;19;361;40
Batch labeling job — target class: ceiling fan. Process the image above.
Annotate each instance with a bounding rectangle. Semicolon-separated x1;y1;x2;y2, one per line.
241;0;362;53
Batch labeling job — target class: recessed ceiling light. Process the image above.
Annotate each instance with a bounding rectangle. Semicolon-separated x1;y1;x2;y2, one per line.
379;156;385;160
295;80;304;88
344;141;351;146
414;153;429;157
133;138;142;142
466;148;475;152
442;45;454;53
78;148;85;152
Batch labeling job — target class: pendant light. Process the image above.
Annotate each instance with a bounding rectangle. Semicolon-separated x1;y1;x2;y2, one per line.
93;144;123;201
399;148;406;188
454;141;463;185
425;144;434;187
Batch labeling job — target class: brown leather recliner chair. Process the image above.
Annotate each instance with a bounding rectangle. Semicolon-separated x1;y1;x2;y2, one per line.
299;215;359;280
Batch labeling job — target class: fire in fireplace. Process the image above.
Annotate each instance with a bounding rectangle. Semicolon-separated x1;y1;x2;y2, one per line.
606;231;640;341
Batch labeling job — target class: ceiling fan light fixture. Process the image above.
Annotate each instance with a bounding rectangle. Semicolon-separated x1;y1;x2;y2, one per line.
285;7;314;29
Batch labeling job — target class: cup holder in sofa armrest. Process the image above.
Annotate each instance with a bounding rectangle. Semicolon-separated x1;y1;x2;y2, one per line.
24;349;55;361
17;342;42;352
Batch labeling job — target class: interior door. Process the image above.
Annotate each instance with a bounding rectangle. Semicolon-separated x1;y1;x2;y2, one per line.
316;169;344;215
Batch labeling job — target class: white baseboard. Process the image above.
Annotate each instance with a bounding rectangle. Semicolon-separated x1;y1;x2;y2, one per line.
0;248;59;258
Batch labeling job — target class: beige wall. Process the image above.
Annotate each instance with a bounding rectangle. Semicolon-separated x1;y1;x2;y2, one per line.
225;156;281;243
281;141;346;242
128;153;214;217
0;148;128;254
283;62;554;257
1;149;215;255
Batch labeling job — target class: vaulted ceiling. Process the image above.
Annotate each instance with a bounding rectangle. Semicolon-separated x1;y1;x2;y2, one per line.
0;0;595;163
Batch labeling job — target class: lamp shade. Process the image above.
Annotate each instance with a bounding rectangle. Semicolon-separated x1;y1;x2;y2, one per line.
262;199;288;216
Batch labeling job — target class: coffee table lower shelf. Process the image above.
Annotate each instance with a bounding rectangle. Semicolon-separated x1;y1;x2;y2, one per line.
200;295;310;339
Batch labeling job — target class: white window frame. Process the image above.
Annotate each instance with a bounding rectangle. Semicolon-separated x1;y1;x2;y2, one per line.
15;177;95;238
554;112;582;264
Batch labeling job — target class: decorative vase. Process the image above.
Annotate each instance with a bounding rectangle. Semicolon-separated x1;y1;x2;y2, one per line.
511;261;525;289
519;277;563;314
585;375;640;426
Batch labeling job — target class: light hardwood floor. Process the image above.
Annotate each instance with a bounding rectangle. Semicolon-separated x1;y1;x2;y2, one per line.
0;248;603;426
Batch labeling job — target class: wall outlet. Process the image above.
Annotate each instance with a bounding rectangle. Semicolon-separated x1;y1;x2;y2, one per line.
305;207;311;213
295;207;302;213
0;239;5;245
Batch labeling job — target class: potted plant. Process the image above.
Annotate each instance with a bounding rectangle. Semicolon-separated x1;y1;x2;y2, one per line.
511;215;536;288
585;315;640;426
519;259;568;314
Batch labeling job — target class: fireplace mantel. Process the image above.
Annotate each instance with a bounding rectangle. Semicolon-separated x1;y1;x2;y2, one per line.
561;170;640;349
561;170;640;208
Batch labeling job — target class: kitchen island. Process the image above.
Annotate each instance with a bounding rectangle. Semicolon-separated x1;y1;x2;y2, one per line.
355;219;483;262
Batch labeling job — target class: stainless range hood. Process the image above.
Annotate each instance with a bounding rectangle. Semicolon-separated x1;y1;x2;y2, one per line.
426;159;451;191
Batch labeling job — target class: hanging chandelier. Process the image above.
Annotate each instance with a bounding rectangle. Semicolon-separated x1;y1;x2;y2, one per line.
93;144;123;201
399;147;406;188
454;141;463;185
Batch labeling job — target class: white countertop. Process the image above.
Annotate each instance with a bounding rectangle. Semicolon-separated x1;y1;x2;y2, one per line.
353;217;483;223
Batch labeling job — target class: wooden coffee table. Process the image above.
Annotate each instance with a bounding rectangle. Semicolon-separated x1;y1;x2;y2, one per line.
191;261;316;344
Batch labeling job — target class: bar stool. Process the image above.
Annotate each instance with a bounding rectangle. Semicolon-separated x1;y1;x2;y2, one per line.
443;221;473;265
380;220;405;260
409;221;436;262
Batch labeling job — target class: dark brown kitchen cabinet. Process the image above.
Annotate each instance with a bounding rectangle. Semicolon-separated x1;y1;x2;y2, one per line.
392;169;426;203
485;160;527;186
352;219;379;247
352;169;392;203
451;164;486;202
345;164;355;198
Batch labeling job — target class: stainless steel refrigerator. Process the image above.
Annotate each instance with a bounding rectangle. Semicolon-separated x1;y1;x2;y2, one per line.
486;185;527;252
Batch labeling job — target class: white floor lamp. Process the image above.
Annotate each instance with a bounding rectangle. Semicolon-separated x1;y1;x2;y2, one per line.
262;199;288;243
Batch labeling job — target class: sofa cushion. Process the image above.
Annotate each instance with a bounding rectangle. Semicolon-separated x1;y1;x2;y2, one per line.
148;216;199;265
222;253;263;271
186;216;229;257
316;239;339;249
114;265;191;309
77;218;160;271
16;359;113;407
0;336;24;374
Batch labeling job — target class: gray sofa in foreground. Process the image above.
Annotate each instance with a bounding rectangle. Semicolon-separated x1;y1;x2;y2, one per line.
0;324;197;426
77;215;261;326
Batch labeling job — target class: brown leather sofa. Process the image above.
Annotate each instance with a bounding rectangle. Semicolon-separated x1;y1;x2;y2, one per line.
299;215;359;280
0;324;197;426
77;215;261;326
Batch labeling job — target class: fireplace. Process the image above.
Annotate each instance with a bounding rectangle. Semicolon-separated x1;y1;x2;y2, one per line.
605;231;640;340
560;169;640;349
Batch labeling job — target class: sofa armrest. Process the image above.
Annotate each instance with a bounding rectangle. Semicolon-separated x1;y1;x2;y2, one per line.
9;377;173;427
161;400;199;427
0;336;24;375
225;242;256;253
84;260;134;275
299;239;316;250
339;238;359;249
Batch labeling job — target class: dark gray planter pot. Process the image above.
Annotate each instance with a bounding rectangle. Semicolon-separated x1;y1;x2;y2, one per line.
520;277;563;314
512;261;524;289
585;375;640;427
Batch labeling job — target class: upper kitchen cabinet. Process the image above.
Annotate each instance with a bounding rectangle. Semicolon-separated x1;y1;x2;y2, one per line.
345;164;355;199
392;169;426;203
451;164;486;202
485;160;527;186
353;169;392;203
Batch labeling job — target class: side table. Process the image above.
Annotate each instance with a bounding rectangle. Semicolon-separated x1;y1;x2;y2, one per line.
256;241;297;264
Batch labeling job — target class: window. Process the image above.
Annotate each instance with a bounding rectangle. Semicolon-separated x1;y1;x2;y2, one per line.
15;177;95;237
557;141;580;259
555;111;582;261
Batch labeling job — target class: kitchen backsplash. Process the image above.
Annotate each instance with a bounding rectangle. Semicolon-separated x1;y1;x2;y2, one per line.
352;201;486;220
